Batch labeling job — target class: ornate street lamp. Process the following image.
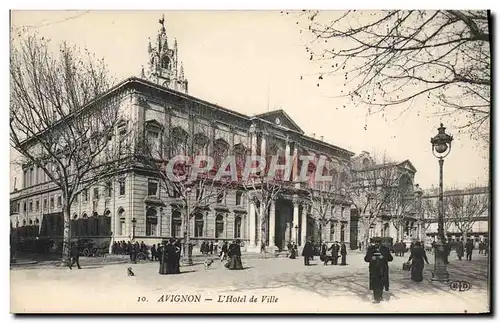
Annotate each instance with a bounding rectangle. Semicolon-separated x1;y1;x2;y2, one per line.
430;123;453;282
131;217;137;241
182;187;194;266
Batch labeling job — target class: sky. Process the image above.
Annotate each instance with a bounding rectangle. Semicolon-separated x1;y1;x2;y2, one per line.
9;10;490;191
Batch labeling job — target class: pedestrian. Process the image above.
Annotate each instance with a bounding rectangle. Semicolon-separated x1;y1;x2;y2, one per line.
328;241;339;265
302;238;314;266
340;242;347;266
408;241;429;282
321;242;328;265
364;238;393;303
289;242;297;259
465;239;474;261
209;241;214;255
68;241;82;270
220;241;228;261
159;239;180;275
226;240;243;270
151;244;157;261
260;242;267;258
456;240;464;261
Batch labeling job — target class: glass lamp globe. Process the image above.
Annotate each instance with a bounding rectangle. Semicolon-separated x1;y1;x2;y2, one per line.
434;143;448;154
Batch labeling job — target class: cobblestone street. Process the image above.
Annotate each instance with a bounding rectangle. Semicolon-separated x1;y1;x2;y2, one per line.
11;251;489;313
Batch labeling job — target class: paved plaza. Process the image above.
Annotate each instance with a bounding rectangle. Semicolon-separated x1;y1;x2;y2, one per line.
10;251;489;313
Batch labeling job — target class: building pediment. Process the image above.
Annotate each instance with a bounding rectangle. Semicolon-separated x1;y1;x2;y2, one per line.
253;109;304;134
398;160;417;173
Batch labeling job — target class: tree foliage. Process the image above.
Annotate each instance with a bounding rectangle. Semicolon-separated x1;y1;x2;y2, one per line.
295;10;490;142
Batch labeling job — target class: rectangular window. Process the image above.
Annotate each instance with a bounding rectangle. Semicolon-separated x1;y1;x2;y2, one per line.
29;200;33;212
43;198;47;209
35;200;39;211
119;179;126;196
75;193;79;203
23;202;27;213
236;191;243;206
50;197;54;209
106;181;112;198
147;179;158;197
93;187;99;200
196;188;204;201
57;195;62;207
216;191;225;204
119;218;125;236
83;190;88;203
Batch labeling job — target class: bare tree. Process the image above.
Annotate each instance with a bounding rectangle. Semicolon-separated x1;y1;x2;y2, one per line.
348;156;401;248
10;32;124;264
388;175;415;241
445;186;489;241
294;10;490;142
243;171;285;250
138;122;236;264
422;197;453;237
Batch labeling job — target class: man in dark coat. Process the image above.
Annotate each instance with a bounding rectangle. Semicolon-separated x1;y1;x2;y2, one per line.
364;239;393;303
302;238;314;266
340;242;347;265
68;241;82;270
321;242;328;265
456;240;465;261
328;242;339;265
465;239;474;261
221;241;229;261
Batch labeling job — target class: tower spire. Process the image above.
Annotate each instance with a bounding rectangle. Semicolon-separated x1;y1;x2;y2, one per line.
144;14;188;94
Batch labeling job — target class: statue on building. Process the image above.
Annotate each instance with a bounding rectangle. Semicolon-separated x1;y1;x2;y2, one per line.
142;14;189;94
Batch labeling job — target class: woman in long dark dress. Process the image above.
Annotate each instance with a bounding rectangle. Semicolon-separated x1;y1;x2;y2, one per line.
289;243;297;259
408;241;429;282
226;240;244;270
159;239;180;274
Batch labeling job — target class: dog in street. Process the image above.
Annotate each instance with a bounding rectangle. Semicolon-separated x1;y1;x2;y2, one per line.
204;258;214;270
127;267;135;276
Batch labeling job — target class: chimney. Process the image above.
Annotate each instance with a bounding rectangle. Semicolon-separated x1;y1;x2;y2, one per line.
312;133;316;138
320;136;324;141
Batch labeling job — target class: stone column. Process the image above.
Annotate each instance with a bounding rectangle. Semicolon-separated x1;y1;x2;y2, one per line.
249;201;256;247
269;200;276;248
224;213;228;239
203;212;208;238
292;144;299;188
285;137;291;181
260;132;266;160
292;198;299;243
301;205;307;247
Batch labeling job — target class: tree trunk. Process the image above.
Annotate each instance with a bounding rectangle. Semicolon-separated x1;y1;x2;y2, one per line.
62;202;71;265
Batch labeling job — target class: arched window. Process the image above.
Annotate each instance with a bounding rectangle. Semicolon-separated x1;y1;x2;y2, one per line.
73;213;78;220
29;219;33;225
146;207;158;236
215;214;224;238
82;213;88;219
35;218;39;225
362;158;370;168
104;209;111;217
234;216;242;238
171;210;182;238
161;55;171;69
340;223;346;242
118;207;125;236
22;219;26;226
194;213;204;238
193;133;209;156
171;127;189;156
213;138;230;170
92;212;98;217
233;143;247;180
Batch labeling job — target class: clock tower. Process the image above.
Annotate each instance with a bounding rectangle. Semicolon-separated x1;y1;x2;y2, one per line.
142;14;188;94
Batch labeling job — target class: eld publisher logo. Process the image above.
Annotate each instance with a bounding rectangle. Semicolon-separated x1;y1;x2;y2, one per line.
449;280;471;292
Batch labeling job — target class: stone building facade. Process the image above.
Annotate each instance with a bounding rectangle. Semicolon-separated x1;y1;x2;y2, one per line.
10;19;355;252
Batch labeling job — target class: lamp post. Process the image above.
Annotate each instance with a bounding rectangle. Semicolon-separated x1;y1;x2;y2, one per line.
182;187;194;266
294;225;299;244
131;217;137;241
430;123;453;282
